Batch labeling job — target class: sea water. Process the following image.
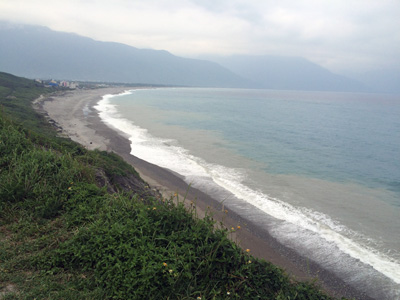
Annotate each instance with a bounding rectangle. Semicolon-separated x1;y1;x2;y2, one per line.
95;88;400;299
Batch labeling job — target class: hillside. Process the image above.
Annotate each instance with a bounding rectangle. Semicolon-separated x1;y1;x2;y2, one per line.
0;72;339;299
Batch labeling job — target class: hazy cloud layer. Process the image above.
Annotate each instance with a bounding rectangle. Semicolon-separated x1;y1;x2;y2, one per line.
1;0;399;73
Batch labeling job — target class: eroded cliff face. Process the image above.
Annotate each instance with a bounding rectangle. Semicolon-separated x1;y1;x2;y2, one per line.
94;168;160;200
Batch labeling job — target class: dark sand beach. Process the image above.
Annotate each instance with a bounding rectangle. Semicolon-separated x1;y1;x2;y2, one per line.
38;87;373;300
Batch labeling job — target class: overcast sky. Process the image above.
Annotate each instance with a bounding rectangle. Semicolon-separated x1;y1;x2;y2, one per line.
1;0;399;74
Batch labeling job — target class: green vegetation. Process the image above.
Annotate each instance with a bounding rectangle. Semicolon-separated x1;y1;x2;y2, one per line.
0;72;343;299
0;72;55;135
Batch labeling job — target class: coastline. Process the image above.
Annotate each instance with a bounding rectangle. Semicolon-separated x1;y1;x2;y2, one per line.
39;87;373;300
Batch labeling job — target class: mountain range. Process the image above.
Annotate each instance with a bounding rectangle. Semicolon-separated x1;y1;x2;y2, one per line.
204;55;368;92
0;22;374;92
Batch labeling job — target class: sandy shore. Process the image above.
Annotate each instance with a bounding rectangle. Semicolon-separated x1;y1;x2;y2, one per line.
38;87;372;300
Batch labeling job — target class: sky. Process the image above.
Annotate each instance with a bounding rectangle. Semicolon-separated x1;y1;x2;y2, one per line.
1;0;399;74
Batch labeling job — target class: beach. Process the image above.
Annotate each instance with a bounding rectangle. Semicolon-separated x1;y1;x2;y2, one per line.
37;87;373;300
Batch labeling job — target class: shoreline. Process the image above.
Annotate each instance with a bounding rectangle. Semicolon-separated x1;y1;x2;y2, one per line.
39;87;372;300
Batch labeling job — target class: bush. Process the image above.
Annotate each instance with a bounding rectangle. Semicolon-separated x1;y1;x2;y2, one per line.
0;115;93;218
48;198;332;299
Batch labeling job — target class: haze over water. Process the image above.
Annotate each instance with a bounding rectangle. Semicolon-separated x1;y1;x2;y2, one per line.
96;88;400;299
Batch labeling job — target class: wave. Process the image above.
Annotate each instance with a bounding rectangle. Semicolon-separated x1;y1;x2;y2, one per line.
95;91;400;299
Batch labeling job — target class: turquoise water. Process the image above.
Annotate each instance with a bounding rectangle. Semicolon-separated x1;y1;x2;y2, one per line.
96;88;400;299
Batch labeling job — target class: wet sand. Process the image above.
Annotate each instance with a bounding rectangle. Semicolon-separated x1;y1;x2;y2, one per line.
38;87;372;300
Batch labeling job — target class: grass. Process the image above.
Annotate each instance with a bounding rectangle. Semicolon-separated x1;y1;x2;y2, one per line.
0;72;56;135
0;72;347;299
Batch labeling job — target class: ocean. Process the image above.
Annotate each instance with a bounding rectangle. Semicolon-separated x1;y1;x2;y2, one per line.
95;88;400;299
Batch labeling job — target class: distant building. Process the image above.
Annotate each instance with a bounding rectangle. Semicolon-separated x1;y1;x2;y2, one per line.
48;80;59;87
43;79;78;89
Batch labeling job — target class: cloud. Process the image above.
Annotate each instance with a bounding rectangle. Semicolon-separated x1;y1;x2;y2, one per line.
0;0;399;73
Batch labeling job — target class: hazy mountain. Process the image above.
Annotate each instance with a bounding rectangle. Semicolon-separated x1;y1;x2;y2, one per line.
0;23;252;88
350;69;400;94
1;22;370;92
203;55;368;92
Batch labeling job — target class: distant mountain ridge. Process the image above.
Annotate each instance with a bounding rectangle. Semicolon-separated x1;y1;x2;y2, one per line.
0;23;251;88
0;22;368;91
204;55;368;92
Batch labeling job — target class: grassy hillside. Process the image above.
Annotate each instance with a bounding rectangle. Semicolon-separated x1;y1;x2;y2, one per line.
0;72;53;133
0;72;342;299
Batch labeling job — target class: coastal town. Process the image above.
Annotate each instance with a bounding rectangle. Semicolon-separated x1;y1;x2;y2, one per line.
35;78;78;89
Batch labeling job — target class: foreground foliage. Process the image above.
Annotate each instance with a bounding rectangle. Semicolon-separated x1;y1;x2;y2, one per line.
0;72;341;299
